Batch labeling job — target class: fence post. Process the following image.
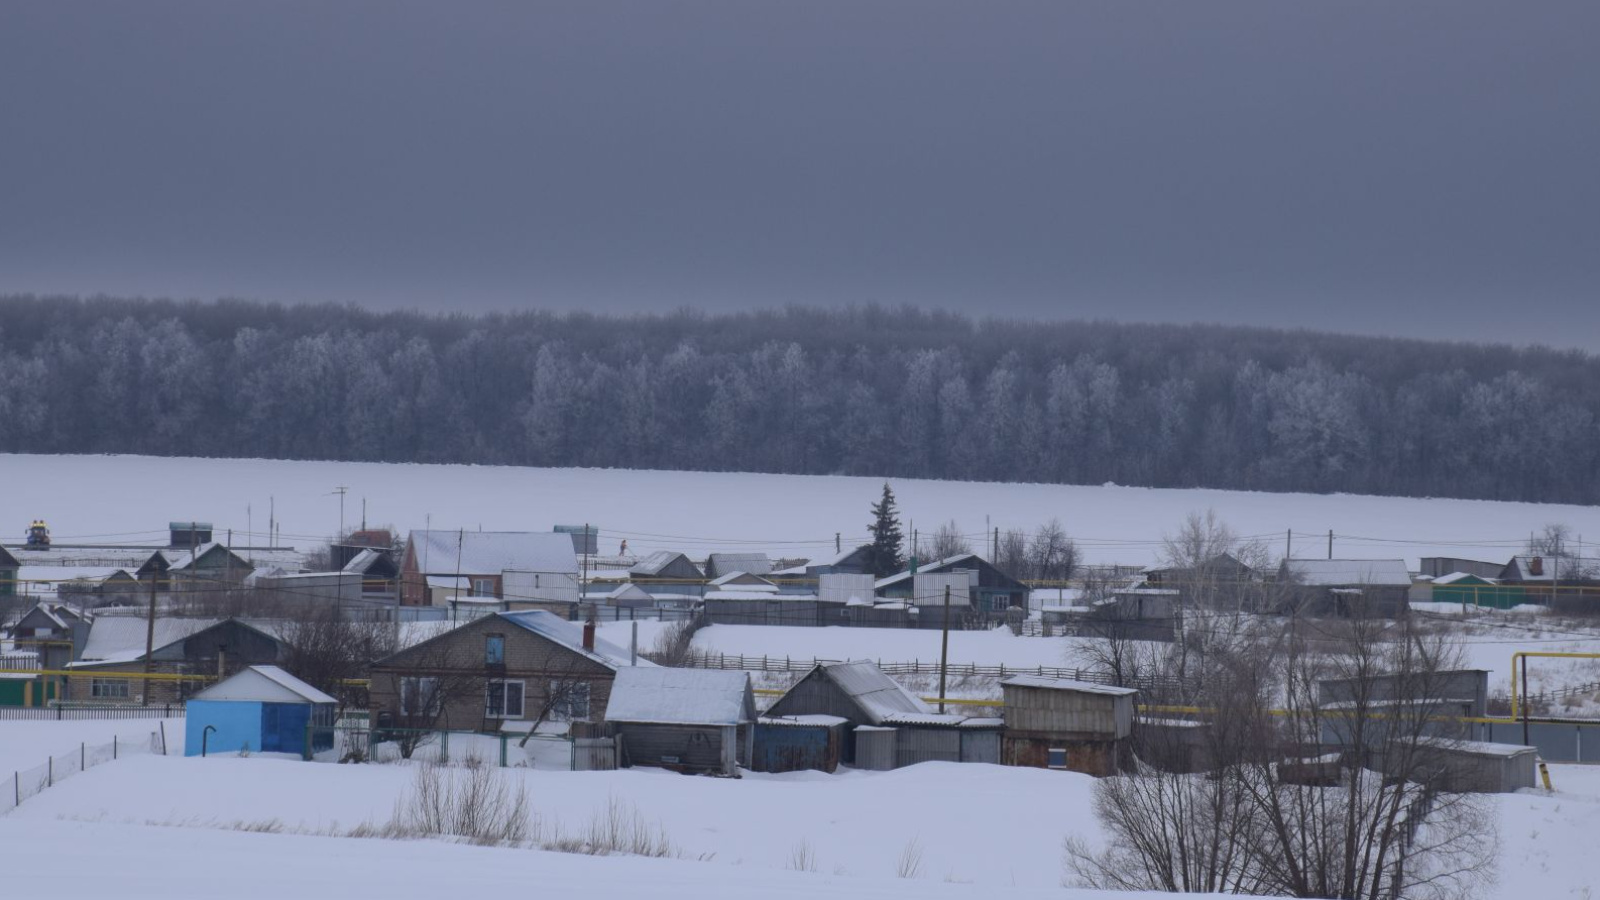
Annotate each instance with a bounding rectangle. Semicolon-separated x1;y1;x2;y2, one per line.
441;730;449;764
113;736;118;760
48;757;52;787
13;771;17;807
81;743;85;771
499;733;508;768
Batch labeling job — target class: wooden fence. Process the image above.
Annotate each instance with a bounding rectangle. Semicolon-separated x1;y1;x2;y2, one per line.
0;704;185;721
681;651;1183;691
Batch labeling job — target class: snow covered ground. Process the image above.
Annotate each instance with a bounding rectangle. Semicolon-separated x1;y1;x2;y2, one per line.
1;716;1597;899
0;717;183;774
6;453;1599;567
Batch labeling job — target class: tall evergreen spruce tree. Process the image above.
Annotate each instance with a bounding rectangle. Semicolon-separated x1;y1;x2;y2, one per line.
867;483;906;577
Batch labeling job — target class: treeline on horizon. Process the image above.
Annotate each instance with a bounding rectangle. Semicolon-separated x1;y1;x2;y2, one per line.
0;295;1596;505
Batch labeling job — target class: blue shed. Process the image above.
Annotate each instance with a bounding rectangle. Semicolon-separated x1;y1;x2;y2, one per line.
185;666;337;758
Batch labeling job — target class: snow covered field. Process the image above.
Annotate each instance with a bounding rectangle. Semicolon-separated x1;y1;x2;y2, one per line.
1;717;1597;900
6;453;1600;567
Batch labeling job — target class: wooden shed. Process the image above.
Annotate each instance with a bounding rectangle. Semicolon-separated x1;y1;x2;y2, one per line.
605;667;755;776
1000;675;1137;776
764;660;928;764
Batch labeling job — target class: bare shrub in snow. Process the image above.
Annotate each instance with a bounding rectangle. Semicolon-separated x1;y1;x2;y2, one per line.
391;760;530;845
896;837;925;879
788;839;818;872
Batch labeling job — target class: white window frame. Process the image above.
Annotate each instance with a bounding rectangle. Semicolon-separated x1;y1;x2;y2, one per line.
400;676;440;717
91;678;130;700
485;679;525;718
471;577;496;598
550;680;591;721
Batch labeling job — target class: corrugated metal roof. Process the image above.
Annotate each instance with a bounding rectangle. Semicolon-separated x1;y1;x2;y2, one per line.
604;667;751;725
195;665;337;705
629;551;700;578
706;553;772;576
1001;674;1139;695
874;553;979;589
1283;559;1411;587
75;616;220;665
498;610;653;671
818;661;930;723
758;714;849;727
408;530;578;576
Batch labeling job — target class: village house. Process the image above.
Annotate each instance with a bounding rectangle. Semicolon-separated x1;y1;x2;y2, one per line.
400;530;579;613
628;551;704;585
368;610;647;734
703;553;773;580
1278;558;1413;618
135;543;253;603
0;543;19;600
255;548;400;608
874;553;1028;616
64;615;288;705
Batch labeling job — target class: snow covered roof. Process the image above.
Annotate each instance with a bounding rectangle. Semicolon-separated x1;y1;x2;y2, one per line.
706;553;772;576
811;660;931;724
74;616;221;665
874;554;982;589
498;610;654;671
758;714;849;727
1431;572;1495;586
708;571;778;589
1282;559;1411;587
1001;675;1139;696
704;590;808;601
880;712;969;727
606;584;654;603
193;665;337;705
629;551;700;578
408;530;578;576
166;542;243;571
1502;556;1567;582
604;667;752;725
341;548;388;574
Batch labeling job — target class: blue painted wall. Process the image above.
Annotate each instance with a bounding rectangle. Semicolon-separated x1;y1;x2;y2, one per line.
185;700;263;757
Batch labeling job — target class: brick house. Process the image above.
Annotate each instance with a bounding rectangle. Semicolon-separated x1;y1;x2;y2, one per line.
368;610;648;734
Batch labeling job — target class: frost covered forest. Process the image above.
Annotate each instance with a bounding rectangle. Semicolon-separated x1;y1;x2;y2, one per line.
1;295;1596;504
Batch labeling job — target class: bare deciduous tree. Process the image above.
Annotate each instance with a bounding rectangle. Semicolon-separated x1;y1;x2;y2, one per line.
1029;518;1079;585
1068;614;1497;900
926;520;972;561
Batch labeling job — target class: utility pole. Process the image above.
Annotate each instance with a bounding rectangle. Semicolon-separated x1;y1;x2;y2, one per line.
993;526;999;562
938;584;951;714
835;532;841;554
330;486;348;539
582;523;592;615
269;496;275;548
1327;530;1333;560
142;567;159;707
1286;529;1293;559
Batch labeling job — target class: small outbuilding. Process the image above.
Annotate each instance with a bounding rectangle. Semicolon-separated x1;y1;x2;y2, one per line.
752;714;849;773
1000;675;1137;776
764;660;928;764
184;665;337;758
605;667;756;776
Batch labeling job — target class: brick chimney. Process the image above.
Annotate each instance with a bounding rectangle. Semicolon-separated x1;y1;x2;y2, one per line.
1529;557;1544;577
582;619;596;653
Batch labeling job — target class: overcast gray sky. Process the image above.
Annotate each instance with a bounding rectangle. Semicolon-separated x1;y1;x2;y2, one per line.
2;2;1597;347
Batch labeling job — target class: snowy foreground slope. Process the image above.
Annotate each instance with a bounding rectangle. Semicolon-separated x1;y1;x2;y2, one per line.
2;744;1597;899
6;453;1600;566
